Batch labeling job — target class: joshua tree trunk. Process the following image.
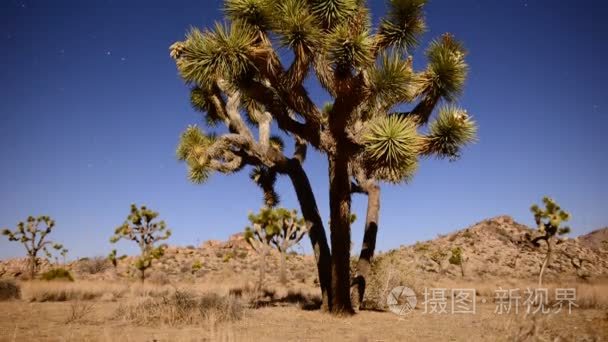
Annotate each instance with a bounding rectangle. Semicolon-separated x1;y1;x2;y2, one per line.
328;155;354;314
351;182;380;311
538;239;553;287
258;248;266;290
279;250;287;285
140;269;145;284
286;159;332;311
460;262;465;277
28;254;37;279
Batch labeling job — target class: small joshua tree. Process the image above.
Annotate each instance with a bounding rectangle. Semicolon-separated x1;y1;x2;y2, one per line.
53;247;69;265
429;247;447;274
2;216;64;279
529;197;571;286
448;246;467;277
245;207;307;285
110;204;171;283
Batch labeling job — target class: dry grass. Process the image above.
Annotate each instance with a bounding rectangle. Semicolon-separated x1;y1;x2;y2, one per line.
115;289;244;326
63;300;95;324
21;280;129;302
427;278;608;310
1;286;607;341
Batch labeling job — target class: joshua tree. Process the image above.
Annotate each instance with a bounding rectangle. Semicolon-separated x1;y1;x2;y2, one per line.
448;246;467;277
2;216;64;279
245;207;307;285
172;0;476;313
529;197;571;286
429;247;447;274
53;247;69;265
110;204;171;283
108;249;118;268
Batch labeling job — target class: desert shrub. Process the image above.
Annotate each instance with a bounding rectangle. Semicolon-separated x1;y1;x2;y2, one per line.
222;252;234;263
413;242;430;252
191;260;203;273
41;268;74;282
63;301;95;324
0;279;21;300
363;254;423;311
147;271;170;286
76;256;110;275
116;290;243;326
461;229;473;239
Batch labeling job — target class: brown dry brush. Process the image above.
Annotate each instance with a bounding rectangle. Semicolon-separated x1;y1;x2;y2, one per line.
115;289;244;326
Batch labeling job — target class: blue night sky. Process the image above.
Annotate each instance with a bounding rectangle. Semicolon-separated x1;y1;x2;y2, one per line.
1;0;606;259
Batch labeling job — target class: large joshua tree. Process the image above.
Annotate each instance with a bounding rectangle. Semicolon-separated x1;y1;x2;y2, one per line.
172;0;476;314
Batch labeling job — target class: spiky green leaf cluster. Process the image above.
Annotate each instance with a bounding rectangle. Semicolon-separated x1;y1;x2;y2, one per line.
425;106;477;160
274;0;322;51
326;23;374;72
177;125;217;184
174;22;258;86
377;0;427;52
224;0;272;31
269;135;285;151
419;34;468;101
250;166;280;207
309;0;358;29
530;197;571;237
190;87;224;126
363;115;420;183
369;53;416;108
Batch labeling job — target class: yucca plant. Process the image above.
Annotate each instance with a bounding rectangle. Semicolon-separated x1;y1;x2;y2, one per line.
528;197;571;286
171;0;477;314
2;216;65;279
110;204;172;284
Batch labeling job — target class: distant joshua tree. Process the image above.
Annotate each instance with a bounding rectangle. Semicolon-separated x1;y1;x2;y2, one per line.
529;197;571;286
110;204;171;283
429;247;447;274
2;216;65;279
245;207;307;285
53;247;69;265
448;246;467;277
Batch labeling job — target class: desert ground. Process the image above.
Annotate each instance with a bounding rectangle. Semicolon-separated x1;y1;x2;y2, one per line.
1;217;607;341
0;280;606;341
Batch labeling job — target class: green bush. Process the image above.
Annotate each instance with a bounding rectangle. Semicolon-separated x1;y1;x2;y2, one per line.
41;268;74;282
191;260;203;273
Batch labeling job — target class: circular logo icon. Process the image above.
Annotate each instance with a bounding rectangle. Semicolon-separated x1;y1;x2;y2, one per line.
387;286;417;315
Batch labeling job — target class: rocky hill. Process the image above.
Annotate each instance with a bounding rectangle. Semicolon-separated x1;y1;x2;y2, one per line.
579;227;608;250
1;217;607;286
373;216;608;282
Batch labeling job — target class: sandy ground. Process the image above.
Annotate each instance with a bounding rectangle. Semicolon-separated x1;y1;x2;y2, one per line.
1;300;606;342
